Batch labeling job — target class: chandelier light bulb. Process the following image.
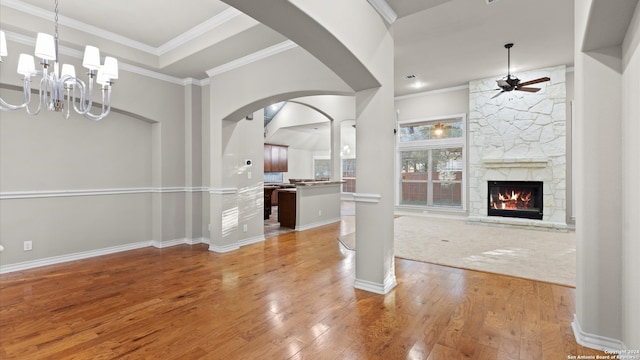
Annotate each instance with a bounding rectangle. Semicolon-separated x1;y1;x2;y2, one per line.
17;54;36;76
82;45;101;70
61;63;75;78
96;67;110;86
35;33;56;61
103;57;118;80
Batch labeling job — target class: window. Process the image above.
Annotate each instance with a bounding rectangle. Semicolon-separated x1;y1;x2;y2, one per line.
314;158;331;180
397;115;465;209
342;158;356;193
398;117;463;142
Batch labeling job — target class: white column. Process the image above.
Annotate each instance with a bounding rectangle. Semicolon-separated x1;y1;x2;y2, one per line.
353;31;397;294
573;0;623;350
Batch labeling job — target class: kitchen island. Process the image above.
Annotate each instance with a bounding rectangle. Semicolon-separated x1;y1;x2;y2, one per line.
270;181;343;230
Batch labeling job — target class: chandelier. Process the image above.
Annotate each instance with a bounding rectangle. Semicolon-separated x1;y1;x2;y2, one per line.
0;0;118;120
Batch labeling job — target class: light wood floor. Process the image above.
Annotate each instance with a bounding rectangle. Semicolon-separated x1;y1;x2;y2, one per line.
0;220;604;359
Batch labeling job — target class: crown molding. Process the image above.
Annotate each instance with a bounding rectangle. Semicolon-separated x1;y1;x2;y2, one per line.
2;0;241;57
2;0;157;54
1;1;294;87
206;40;298;77
3;30;189;86
395;84;470;101
396;65;575;100
367;0;397;24
183;78;211;86
118;63;187;85
156;8;241;55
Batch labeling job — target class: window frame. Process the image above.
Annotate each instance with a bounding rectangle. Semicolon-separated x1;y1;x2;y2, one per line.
396;113;467;211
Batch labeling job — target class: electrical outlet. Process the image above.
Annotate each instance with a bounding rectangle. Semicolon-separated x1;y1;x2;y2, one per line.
23;241;32;251
247;171;252;179
242;224;248;232
208;224;212;231
318;210;322;217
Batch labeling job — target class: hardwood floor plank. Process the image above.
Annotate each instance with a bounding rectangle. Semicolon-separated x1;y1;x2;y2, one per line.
0;221;607;359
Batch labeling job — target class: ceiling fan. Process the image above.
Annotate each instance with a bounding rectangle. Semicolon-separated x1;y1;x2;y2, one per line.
491;43;550;99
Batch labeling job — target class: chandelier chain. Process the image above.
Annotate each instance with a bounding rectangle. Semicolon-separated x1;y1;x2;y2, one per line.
54;0;59;39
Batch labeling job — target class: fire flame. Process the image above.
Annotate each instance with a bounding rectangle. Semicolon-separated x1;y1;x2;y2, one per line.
492;190;533;210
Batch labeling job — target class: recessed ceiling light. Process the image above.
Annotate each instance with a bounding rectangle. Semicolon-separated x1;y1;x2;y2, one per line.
486;0;501;4
403;74;416;80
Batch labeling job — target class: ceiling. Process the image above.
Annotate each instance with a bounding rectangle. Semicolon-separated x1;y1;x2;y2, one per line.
1;0;575;97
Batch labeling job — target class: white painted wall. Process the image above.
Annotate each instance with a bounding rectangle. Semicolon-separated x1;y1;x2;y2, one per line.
0;100;154;266
0;38;202;268
573;0;640;351
395;87;470;121
621;1;640;350
295;184;342;230
284;148;314;183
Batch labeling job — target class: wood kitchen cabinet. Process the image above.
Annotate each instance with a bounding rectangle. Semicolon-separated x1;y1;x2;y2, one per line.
277;189;296;228
264;145;272;172
264;144;288;172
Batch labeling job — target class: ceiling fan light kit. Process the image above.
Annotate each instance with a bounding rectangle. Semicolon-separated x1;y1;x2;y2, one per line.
491;43;550;99
0;0;118;121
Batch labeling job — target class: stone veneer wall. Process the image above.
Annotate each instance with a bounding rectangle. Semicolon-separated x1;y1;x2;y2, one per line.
467;65;567;229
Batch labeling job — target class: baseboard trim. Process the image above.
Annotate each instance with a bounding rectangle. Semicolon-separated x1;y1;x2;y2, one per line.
354;273;397;295
237;235;266;247
571;315;627;353
208;243;240;253
186;237;209;245
0;241;152;274
296;217;341;231
152;238;187;248
0;237;210;274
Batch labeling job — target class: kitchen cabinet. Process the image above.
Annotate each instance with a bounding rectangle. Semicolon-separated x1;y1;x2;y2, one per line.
264;186;277;219
264;144;288;172
264;145;272;172
278;189;296;228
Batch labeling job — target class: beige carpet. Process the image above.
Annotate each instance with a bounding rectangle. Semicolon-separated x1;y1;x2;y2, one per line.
338;216;576;287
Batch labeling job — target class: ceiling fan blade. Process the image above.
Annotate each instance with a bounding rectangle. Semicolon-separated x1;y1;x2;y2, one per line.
516;87;541;93
491;91;505;99
517;77;550;87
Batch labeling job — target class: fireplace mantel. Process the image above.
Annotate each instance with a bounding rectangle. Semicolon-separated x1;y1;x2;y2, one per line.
482;158;549;168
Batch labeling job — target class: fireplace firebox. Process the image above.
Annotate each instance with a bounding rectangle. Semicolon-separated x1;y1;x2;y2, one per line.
487;181;543;220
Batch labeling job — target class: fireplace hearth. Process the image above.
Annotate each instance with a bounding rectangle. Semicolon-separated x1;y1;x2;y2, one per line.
488;181;543;220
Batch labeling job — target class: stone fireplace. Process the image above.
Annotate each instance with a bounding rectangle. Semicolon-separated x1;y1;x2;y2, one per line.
467;65;567;230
